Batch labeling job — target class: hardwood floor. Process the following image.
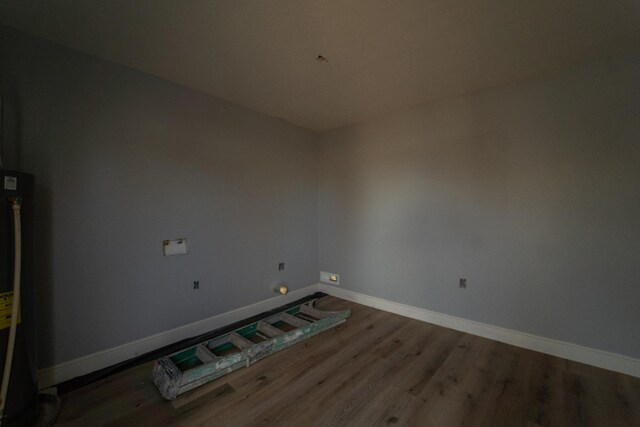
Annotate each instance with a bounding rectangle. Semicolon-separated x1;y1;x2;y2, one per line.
55;296;640;426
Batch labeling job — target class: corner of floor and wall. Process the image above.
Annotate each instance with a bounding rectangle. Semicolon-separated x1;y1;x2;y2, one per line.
1;24;639;390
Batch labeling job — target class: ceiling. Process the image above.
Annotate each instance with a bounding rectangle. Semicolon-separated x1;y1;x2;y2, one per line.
1;1;639;132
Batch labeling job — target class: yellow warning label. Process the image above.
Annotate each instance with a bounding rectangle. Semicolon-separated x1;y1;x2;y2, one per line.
0;291;21;331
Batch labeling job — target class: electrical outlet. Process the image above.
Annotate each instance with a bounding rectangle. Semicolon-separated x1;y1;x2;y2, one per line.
459;278;466;289
278;263;285;271
193;281;200;289
320;271;340;285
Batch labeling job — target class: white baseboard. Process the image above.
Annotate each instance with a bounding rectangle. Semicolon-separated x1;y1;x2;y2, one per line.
37;284;321;389
317;283;640;379
40;282;640;389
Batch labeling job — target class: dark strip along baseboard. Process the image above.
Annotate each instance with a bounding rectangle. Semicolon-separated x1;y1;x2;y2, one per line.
56;291;327;395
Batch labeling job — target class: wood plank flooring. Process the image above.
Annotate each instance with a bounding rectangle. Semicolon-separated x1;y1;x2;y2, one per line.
55;296;640;426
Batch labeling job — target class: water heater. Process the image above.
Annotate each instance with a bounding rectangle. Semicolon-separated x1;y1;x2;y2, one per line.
0;170;38;426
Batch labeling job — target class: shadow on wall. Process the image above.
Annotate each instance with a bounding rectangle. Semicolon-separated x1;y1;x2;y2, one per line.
34;182;54;371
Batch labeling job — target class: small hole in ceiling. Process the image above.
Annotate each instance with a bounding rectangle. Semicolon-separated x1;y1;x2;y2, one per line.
316;55;328;64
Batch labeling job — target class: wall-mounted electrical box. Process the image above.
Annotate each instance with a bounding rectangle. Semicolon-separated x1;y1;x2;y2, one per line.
163;238;189;256
320;271;340;285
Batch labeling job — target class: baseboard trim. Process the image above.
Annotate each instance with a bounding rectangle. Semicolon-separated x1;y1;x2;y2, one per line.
40;282;640;389
317;283;640;379
37;284;321;389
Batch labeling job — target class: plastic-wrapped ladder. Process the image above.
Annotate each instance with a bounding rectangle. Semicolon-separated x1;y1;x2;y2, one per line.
152;300;350;400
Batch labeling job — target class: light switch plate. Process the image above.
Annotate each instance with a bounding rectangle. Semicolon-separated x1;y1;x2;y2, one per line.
163;238;189;256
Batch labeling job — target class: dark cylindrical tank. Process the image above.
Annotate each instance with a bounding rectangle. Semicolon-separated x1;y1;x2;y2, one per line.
0;170;38;426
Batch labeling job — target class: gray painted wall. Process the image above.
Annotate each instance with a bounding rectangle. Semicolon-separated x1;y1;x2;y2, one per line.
2;23;639;369
319;52;640;358
0;26;320;368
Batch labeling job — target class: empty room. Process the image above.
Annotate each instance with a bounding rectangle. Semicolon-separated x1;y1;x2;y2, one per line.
0;1;639;426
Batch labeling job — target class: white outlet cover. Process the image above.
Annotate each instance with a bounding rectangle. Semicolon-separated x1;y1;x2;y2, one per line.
163;238;189;256
320;271;340;285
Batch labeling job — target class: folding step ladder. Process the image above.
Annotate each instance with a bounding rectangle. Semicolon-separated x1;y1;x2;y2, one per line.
152;299;350;400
